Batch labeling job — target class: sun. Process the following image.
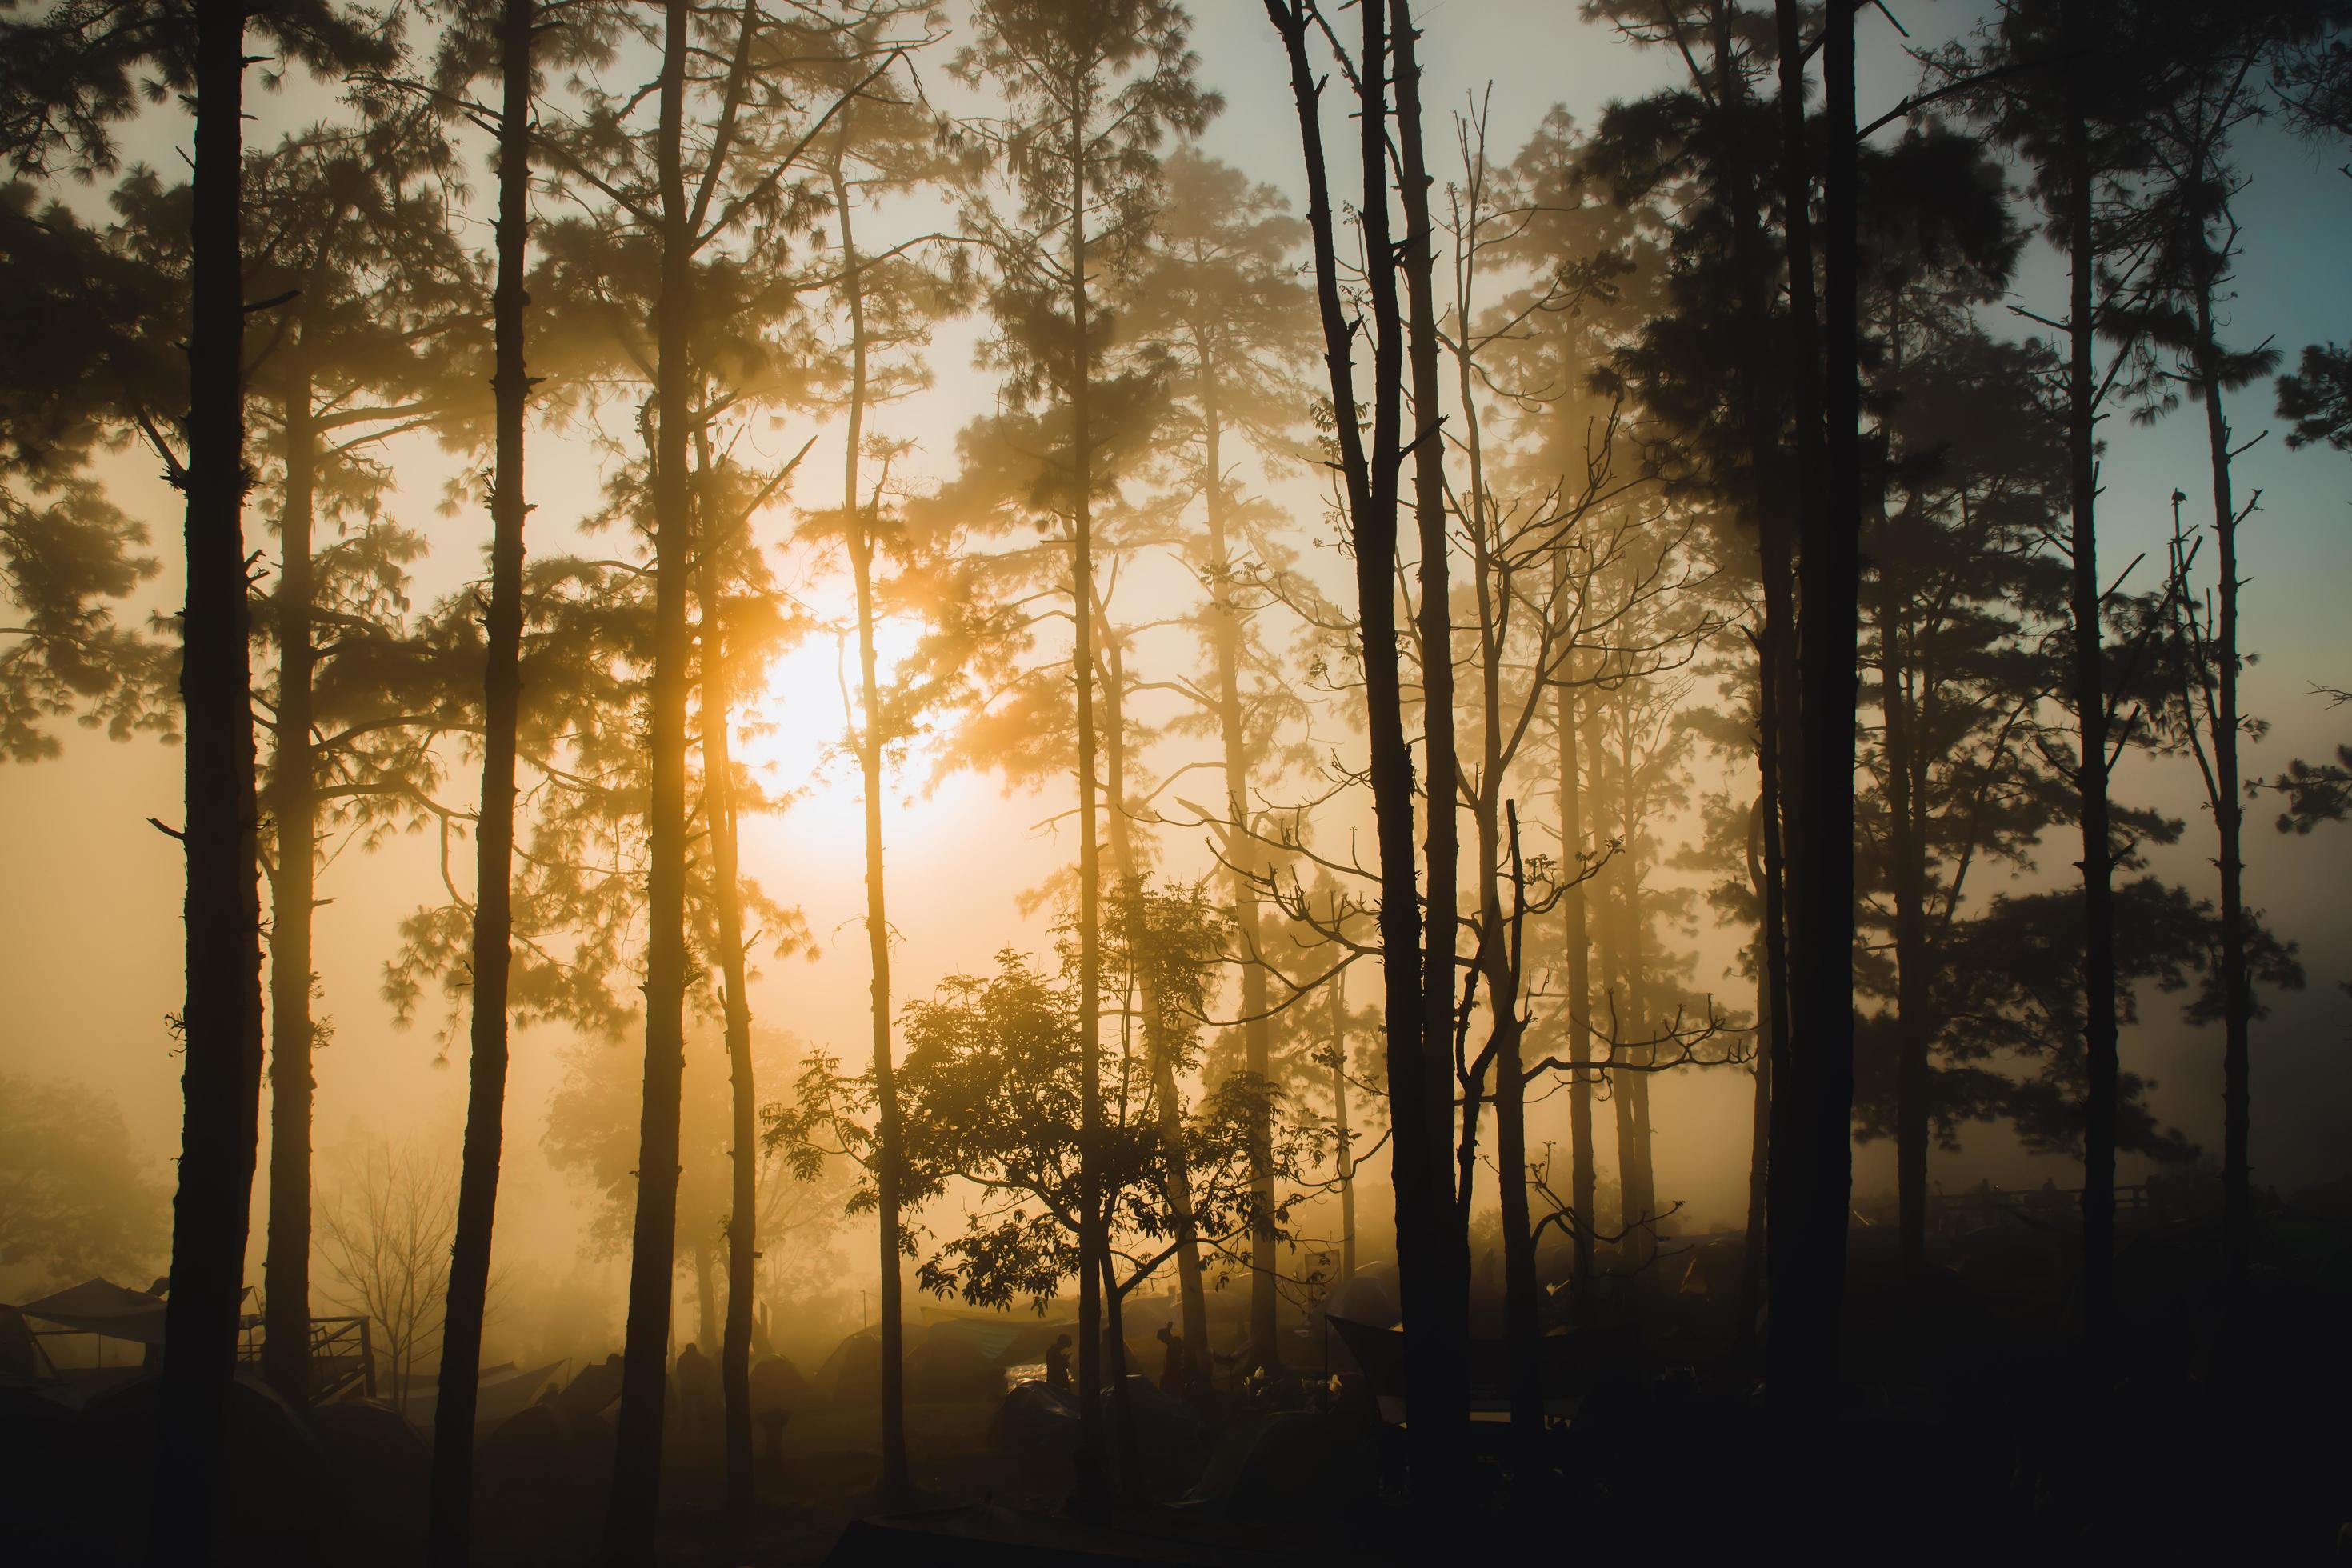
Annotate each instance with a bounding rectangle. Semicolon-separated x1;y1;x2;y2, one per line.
730;598;930;833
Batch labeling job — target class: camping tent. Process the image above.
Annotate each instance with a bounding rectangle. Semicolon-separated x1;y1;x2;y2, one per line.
748;1351;816;1416
814;1328;889;1406
17;1279;172;1346
907;1331;1004;1402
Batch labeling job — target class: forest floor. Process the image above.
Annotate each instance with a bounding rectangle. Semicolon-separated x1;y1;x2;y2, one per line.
10;1211;2350;1563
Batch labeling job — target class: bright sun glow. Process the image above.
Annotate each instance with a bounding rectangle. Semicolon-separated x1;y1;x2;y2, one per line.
734;593;931;827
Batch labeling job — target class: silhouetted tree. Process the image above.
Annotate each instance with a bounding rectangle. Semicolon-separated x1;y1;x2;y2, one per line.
950;0;1215;1509
0;2;394;1548
314;1136;459;1410
223;113;483;1410
0;1076;169;1288
1259;0;1471;1481
0;186;173;762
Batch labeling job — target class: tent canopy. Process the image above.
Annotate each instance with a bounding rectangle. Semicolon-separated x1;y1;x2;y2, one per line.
17;1279;170;1346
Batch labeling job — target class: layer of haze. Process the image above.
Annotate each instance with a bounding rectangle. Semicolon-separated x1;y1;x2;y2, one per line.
3;0;2347;1367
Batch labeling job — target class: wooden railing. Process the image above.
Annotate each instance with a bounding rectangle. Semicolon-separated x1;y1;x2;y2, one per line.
237;1314;376;1403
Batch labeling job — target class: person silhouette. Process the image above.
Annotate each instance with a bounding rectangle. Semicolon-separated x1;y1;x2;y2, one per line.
1155;1322;1188;1398
674;1342;718;1435
1044;1332;1073;1398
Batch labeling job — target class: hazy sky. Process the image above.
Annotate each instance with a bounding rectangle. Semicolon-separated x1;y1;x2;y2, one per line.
3;0;2348;1318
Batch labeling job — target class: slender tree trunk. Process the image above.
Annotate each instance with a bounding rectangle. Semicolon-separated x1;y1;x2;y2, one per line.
834;149;912;1506
2060;0;2119;1344
1750;639;1794;1335
1100;1258;1146;1503
1263;0;1450;1478
1390;3;1471;1482
1738;820;1772;1354
1881;574;1932;1278
1594;698;1630;1258
1618;719;1660;1275
692;1241;719;1359
158;4;263;1554
263;374;318;1410
432;11;533;1558
1202;401;1278;1378
1064;97;1110;1521
1557;669;1598;1326
1774;0;1861;1402
1721;0;1797;1357
1090;614;1149;1490
1766;0;1822;1399
2194;275;2252;1289
1089;599;1210;1397
606;5;695;1556
1488;808;1539;1433
1332;965;1355;1285
694;441;759;1527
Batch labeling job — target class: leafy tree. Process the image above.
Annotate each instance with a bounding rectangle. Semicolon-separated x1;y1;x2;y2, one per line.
0;1076;169;1290
2262;686;2352;836
2270;20;2352;450
2275;344;2352;450
0;184;174;762
772;893;1290;1384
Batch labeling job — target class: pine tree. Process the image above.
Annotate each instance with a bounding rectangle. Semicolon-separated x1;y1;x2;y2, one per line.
1122;147;1314;1383
951;0;1214;1508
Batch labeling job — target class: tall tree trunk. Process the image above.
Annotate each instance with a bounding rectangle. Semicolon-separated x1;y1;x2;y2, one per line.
1089;599;1208;1394
1557;670;1598;1326
1738;814;1772;1354
1202;399;1278;1378
2060;0;2119;1344
2194;272;2252;1289
1100;1258;1146;1502
834;147;911;1505
1776;0;1861;1402
1332;965;1356;1285
1881;570;1932;1278
1391;0;1470;1474
693;1241;719;1358
606;5;695;1556
1065;96;1110;1521
158;4;263;1554
1594;700;1630;1257
1262;0;1452;1480
263;373;318;1410
432;9;534;1558
1090;612;1148;1494
1618;718;1659;1276
1766;0;1823;1400
1487;807;1539;1432
1748;650;1794;1339
694;438;759;1528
